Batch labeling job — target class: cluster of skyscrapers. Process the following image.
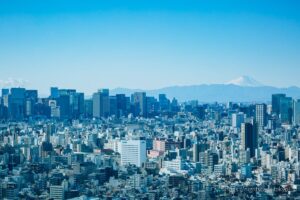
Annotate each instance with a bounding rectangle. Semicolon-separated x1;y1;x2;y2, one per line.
0;87;179;121
1;88;300;199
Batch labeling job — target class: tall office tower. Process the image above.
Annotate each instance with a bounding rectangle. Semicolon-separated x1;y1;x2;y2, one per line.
171;97;180;112
0;89;9;119
34;98;51;118
50;87;60;99
77;92;85;117
131;92;147;117
1;88;9;97
193;143;199;162
9;88;26;120
293;99;300;125
45;123;55;142
116;94;127;117
159;94;170;111
25;90;38;117
241;122;258;158
109;96;117;116
58;95;70;119
84;99;93;118
279;96;293;124
92;89;110;118
146;96;158;115
69;92;84;118
120;140;147;167
255;104;267;131
272;94;286;115
232;112;245;128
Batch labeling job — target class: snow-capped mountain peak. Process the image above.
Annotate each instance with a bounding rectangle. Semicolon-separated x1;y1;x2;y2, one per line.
226;76;263;87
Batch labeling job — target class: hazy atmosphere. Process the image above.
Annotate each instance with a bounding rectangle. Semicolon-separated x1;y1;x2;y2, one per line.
0;0;300;95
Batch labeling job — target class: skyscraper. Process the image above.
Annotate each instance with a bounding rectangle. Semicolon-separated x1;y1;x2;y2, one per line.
92;89;110;118
9;88;26;120
109;96;117;116
25;90;38;117
241;122;258;158
58;94;70;119
279;96;293;124
255;104;267;131
272;94;286;115
116;94;127;117
131;92;147;117
50;87;59;99
69;92;84;118
159;94;170;111
1;89;9;97
84;99;93;118
293;99;300;125
193;143;199;162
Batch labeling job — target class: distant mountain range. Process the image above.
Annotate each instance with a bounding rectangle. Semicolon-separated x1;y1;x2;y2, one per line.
110;76;300;103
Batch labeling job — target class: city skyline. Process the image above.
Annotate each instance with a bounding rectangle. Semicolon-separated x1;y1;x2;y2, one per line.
1;1;300;199
1;0;300;95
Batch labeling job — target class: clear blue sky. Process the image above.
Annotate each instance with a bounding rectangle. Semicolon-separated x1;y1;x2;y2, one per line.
0;0;299;95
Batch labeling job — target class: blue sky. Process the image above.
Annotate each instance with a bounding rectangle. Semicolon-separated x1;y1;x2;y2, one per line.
0;0;299;95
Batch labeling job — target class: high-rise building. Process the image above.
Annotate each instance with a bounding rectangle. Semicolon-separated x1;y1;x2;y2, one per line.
58;95;70;119
1;89;9;119
9;88;26;120
84;99;93;118
116;94;127;117
109;96;117;116
232;112;245;128
279;96;293;124
50;87;60;99
255;104;267;130
69;92;84;118
293;99;300;125
120;140;147;167
93;89;110;118
1;89;9;97
146;96;158;115
193;143;199;162
272;94;286;115
159;94;170;111
241;122;258;157
25;90;38;117
131;92;147;117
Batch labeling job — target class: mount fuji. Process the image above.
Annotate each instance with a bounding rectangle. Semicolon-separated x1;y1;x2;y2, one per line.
226;76;264;87
111;76;300;103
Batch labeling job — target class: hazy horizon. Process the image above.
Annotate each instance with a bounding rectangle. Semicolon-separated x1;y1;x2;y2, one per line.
1;0;300;95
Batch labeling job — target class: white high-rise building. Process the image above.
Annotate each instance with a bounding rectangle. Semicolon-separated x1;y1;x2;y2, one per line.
232;112;245;128
255;104;267;130
293;99;300;125
120;140;147;167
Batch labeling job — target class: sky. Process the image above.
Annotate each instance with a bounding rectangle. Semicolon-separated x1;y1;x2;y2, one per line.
0;0;300;95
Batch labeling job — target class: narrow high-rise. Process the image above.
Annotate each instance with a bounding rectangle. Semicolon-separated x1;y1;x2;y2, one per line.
293;99;300;125
255;104;267;131
241;122;258;158
92;89;110;118
131;92;147;117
